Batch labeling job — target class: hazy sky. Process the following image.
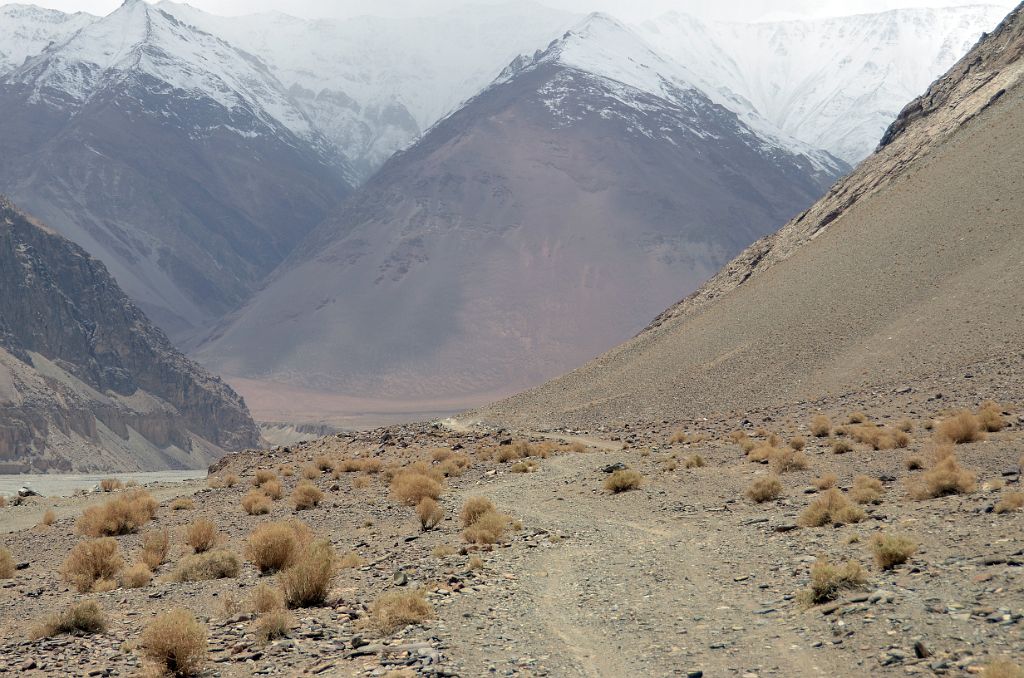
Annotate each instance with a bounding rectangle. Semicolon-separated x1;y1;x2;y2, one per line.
23;0;1018;22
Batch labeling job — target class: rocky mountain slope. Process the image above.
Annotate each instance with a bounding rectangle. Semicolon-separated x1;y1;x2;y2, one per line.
638;5;1009;163
0;197;259;472
192;14;846;423
0;3;94;74
475;2;1024;429
0;0;353;339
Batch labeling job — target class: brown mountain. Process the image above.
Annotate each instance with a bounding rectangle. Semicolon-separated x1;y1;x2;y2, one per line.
474;3;1024;429
192;15;846;424
0;197;259;473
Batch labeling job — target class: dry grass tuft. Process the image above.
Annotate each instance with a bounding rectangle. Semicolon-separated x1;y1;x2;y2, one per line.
246;521;312;574
223;474;239;487
301;465;321;480
99;478;122;492
770;448;810;473
314;456;335;472
463;510;511;545
261;479;284;500
832;439;853;455
256;610;292;642
172;550;240;582
789;436;806;451
994;492;1024;514
905;456;925;471
798;489;866;527
982;660;1024;678
460;497;495;527
803;557;867;604
391;469;444;506
30;600;106;639
252;583;285;613
813;473;838;490
746;476;784;503
850;476;885;505
77;490;158;537
122;562;153;588
292;482;323;510
140;529;170;570
281;540;334;608
416;497;444;531
61;538;123;592
140;608;207;676
871;533;916;570
253;470;277;487
603;469;643;493
184;518;219;553
896;418;915;433
746;445;773;463
370;590;434;634
241;490;272;515
911;454;977;500
40;509;56;527
683;454;706;469
848;412;867;424
0;547;14;579
977;401;1006;433
810;415;831;438
170;497;194;511
937;410;985;444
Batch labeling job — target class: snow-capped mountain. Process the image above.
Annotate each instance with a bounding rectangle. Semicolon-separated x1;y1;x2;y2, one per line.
637;5;1008;163
156;0;578;180
192;13;846;421
0;3;95;74
0;0;353;338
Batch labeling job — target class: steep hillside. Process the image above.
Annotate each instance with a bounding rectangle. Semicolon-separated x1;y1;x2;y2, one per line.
193;14;846;423
475;3;1024;429
0;4;95;74
0;0;352;339
0;197;259;472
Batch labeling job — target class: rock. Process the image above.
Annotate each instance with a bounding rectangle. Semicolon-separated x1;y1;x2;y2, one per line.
602;463;627;473
914;641;931;658
394;571;409;586
17;487;40;498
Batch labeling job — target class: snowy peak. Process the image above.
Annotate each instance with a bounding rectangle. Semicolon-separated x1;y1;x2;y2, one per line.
6;0;324;152
0;4;96;75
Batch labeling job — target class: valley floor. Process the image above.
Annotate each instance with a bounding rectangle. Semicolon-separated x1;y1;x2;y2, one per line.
0;390;1022;677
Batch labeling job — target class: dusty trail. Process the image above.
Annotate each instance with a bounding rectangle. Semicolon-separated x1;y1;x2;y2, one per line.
445;447;840;677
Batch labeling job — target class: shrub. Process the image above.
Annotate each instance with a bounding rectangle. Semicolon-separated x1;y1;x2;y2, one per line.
170;497;194;511
911;455;977;499
977;401;1006;433
292;482;323;510
140;609;207;676
832;439;853;454
747;445;773;463
938;410;985;444
391;471;443;506
460;497;495;527
511;460;539;473
30;601;106;639
848;412;867;424
352;476;372;490
314;456;335;472
0;547;14;579
246;521;312;574
61;538;123;592
463;510;510;545
433;545;457;558
172;550;240;581
416;497;444;531
262;479;284;500
994;492;1024;514
871;533;916;570
746;476;784;503
241;490;272;515
0;496;6;508
982;660;1024;678
770;448;810;473
370;590;434;634
813;473;838;490
905;456;925;471
206;477;224;489
39;509;56;527
683;454;706;469
223;474;239;488
256;610;292;642
300;464;320;480
77;490;158;537
468;555;485;570
803;558;867;604
184;518;219;553
896;419;915;433
739;438;758;454
122;563;153;588
603;469;642;493
850;476;885;504
789;436;806;451
251;583;284;613
798;489;866;527
280;540;334;608
99;478;122;492
338;551;366;569
140;529;170;570
253;470;277;487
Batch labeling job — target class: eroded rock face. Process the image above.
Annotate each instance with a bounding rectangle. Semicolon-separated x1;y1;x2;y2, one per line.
0;197;259;472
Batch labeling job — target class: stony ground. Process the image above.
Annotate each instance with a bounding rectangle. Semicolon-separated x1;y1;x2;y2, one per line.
0;394;1022;677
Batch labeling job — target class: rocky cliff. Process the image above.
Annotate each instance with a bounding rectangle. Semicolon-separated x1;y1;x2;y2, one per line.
0;197;259;472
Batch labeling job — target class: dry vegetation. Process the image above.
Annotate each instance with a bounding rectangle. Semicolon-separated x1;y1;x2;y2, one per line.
370;590;434;634
30;600;107;639
184;518;219;553
61;538;123;592
172;550;240;582
603;469;642;493
140;608;207;676
416;497;444;531
993;492;1024;514
292;481;324;510
0;547;14;579
911;449;977;500
799;489;866;527
280;540;335;608
803;558;867;604
140;529;170;571
246;521;312;574
241;490;272;515
77;490;158;537
746;475;784;503
871;533;917;570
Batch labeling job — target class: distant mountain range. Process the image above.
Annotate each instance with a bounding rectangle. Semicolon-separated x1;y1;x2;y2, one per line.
0;0;1010;426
